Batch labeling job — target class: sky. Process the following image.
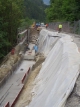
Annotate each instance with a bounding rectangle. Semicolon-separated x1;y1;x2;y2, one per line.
43;0;50;5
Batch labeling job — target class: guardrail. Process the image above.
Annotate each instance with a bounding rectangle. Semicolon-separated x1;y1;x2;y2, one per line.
11;85;24;107
48;20;80;36
21;67;30;84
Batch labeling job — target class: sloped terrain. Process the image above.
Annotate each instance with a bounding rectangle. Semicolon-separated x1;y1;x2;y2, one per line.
15;29;80;107
65;36;80;107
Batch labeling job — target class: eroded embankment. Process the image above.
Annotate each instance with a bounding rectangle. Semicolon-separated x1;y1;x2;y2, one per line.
5;29;80;107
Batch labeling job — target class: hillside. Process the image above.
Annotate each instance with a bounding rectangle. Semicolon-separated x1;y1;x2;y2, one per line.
24;0;47;21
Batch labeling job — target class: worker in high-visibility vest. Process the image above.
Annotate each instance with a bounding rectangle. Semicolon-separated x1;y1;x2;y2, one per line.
58;24;62;33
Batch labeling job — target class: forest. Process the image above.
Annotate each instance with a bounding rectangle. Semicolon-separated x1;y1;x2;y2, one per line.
46;0;80;22
0;0;46;60
0;0;80;60
24;0;47;21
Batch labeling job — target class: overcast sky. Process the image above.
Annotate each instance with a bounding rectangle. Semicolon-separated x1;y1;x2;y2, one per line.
43;0;50;5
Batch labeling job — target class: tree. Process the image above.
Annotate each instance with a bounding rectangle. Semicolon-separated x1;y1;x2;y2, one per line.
24;0;46;22
46;0;80;21
0;0;24;59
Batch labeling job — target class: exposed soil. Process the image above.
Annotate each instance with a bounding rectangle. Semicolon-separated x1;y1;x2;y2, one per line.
15;55;45;107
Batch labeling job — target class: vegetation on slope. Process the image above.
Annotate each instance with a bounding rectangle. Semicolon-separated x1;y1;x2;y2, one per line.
0;0;47;60
24;0;47;22
0;0;24;59
45;0;80;22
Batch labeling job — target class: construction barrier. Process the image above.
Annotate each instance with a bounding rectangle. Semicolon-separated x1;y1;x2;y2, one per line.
4;102;9;107
21;67;30;83
27;67;30;74
11;85;24;107
21;73;26;83
3;65;31;107
1;29;32;107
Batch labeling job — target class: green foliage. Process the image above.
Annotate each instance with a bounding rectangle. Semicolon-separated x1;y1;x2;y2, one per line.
24;0;47;22
46;0;80;22
20;18;34;28
0;0;47;60
0;0;24;59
